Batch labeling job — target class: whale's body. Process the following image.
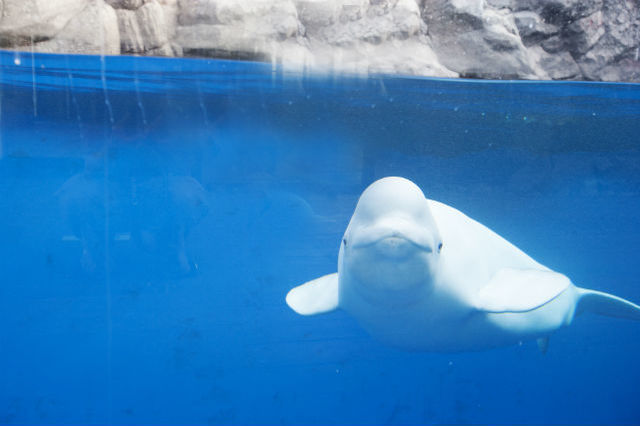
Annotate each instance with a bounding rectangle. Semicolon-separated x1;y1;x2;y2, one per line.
286;177;640;352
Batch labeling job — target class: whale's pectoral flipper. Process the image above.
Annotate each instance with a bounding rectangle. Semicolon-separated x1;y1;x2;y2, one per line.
477;269;571;313
286;273;339;315
577;288;640;320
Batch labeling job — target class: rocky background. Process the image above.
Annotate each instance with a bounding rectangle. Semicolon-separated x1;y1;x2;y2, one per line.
0;0;638;81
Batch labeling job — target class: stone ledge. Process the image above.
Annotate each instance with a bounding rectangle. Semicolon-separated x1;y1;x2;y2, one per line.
0;0;638;81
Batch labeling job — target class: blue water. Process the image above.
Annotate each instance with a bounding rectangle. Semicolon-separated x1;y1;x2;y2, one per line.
1;50;640;425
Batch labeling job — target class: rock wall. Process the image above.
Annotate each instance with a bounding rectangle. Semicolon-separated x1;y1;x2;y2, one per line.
0;0;638;81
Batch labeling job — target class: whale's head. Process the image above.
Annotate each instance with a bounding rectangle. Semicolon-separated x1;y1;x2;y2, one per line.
339;177;443;306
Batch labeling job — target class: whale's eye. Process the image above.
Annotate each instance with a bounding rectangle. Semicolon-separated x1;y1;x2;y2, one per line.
438;242;443;252
343;238;348;247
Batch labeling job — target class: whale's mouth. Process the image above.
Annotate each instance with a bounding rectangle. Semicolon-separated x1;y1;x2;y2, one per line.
380;234;432;254
349;216;436;257
354;231;433;254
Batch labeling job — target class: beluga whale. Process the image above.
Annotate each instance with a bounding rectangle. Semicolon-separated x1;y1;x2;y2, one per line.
286;177;640;352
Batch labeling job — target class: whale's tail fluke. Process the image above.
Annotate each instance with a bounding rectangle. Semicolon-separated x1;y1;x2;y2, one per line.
576;288;640;321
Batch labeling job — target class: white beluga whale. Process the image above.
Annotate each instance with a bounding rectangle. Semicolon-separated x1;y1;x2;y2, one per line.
286;176;640;352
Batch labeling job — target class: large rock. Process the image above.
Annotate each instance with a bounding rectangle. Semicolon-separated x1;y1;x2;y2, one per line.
0;0;86;46
294;0;456;77
177;0;298;29
424;0;543;79
494;0;639;81
303;0;422;46
0;0;638;81
565;10;605;56
117;1;169;53
105;0;149;9
528;45;581;79
175;0;300;58
158;0;179;38
513;11;558;46
574;0;640;80
494;0;603;21
33;0;121;55
595;58;640;82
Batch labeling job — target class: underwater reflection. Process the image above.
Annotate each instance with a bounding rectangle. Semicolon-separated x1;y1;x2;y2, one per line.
55;148;209;277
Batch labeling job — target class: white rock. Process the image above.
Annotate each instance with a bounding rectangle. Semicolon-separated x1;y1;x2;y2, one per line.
157;0;179;37
0;0;86;45
117;9;145;52
33;0;121;55
335;39;458;77
174;0;456;78
137;2;169;47
178;0;299;27
296;0;340;31
177;0;214;25
450;0;484;20
105;0;149;9
118;1;169;53
0;0;635;81
338;0;369;23
176;0;300;56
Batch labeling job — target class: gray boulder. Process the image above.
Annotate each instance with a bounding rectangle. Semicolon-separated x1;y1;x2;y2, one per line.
513;11;558;45
528;45;581;79
574;0;640;80
424;0;543;79
496;0;639;81
565;10;605;56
